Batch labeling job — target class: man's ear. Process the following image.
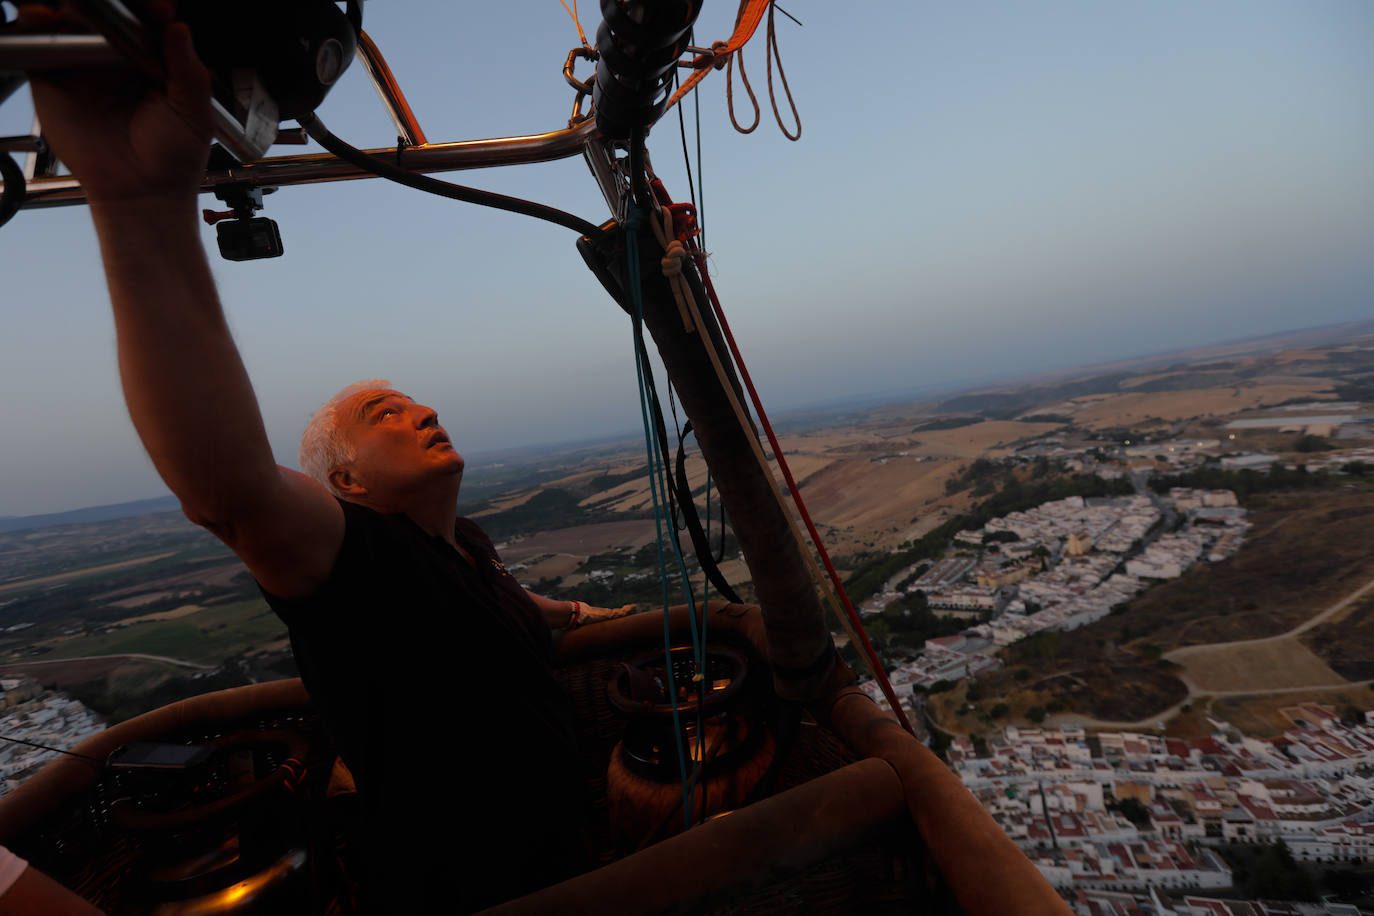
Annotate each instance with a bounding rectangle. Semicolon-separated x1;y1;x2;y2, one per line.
329;467;366;498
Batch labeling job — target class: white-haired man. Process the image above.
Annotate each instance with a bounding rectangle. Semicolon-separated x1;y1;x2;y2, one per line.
17;6;622;912
296;378;633;635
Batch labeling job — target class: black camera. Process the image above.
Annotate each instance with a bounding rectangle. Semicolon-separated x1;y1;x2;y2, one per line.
215;216;284;261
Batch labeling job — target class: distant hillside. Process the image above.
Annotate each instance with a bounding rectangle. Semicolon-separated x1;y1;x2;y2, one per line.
930;320;1374;418
0;494;180;534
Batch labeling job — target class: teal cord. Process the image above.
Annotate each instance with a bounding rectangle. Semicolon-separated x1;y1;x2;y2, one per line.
626;210;694;825
701;475;712;639
628;207;724;828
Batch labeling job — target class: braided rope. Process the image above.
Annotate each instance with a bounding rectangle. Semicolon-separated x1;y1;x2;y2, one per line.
764;3;801;140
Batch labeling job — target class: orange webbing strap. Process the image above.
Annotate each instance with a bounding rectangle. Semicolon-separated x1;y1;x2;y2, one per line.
665;0;773;112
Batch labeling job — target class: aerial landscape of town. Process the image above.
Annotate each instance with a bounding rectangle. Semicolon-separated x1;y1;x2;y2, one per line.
4;322;1374;913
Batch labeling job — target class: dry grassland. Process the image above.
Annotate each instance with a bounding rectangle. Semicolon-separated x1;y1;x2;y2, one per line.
0;551;177;595
1301;588;1374;680
1119;370;1230;390
766;451;838;487
787;456;955;535
521;554;583;581
582;477;650;513
1246;373;1340;389
588;460;726;515
1067;383;1331;429
566;425;1004;555
252;636;292;654
1179;639;1347;692
112;605;204;626
1212;686;1374;737
473;490;539;514
1161;705;1218;739
1271;349;1333;365
772;430;892;455
498;520;656;564
912;421;1058;457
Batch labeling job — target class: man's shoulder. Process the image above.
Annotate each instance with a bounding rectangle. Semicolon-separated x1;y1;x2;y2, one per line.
260;500;416;614
455;516;495;545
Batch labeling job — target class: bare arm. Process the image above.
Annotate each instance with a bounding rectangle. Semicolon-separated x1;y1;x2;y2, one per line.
524;592;636;630
88;193;342;598
0;857;103;916
22;8;341;597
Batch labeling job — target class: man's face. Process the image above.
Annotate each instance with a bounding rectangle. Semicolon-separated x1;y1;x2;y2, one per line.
333;388;465;497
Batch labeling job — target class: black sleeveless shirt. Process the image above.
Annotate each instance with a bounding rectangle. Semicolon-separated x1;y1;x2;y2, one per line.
263;500;582;912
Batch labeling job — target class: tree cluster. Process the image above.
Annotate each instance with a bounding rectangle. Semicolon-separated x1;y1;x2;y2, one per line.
1149;464;1331;500
1247;841;1318;902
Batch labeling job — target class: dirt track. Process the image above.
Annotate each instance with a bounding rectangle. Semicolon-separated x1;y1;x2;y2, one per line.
1164;572;1374;692
0;653;208;684
1047;571;1374;731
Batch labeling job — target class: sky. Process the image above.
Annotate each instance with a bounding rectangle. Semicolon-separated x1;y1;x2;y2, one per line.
1;2;1371;516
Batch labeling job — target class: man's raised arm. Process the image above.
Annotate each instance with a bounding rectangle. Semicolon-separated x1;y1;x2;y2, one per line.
20;7;342;598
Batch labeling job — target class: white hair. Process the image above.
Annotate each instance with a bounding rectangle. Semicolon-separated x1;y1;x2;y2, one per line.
299;379;394;495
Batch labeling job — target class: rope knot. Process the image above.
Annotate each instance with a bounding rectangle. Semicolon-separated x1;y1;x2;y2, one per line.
661;240;687;277
710;40;730;70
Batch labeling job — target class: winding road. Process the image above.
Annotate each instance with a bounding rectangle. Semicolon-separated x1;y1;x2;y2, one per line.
0;652;211;673
1045;570;1374;731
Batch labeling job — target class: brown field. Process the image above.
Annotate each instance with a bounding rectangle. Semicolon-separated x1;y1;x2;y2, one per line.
1159;704;1217;739
780;421;1054;460
579;459;730;515
786;456;956;534
579;476;649;511
911;421;1060;456
498;520;656;563
521;554;583;581
111;604;204;626
0;551;177;595
559;421;1019;558
474;490;538;513
1271;348;1334;365
1301;589;1374;680
750;422;1064;553
1176;639;1347;693
1210;686;1374;737
251;636;292;655
1119;369;1233;390
767;451;839;488
108;590;182;609
1066;383;1332;429
91;558;246;601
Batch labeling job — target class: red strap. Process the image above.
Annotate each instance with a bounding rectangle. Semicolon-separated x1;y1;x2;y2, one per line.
651;186;917;735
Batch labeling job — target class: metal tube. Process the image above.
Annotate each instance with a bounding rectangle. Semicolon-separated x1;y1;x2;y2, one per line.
0;136;43;153
582;140;627;221
14;120;602;209
66;0;158;77
0;35;123;70
355;31;427;147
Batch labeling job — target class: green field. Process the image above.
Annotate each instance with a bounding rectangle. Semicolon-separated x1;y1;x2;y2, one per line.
38;598;284;666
